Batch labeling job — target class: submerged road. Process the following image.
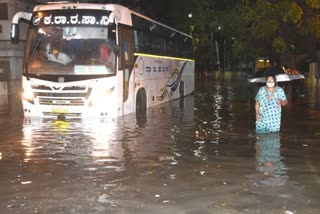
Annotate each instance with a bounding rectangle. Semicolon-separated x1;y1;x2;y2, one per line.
0;72;320;213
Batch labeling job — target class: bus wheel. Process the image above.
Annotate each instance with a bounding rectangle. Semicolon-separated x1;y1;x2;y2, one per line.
179;81;184;107
136;88;147;115
136;88;147;126
179;81;184;98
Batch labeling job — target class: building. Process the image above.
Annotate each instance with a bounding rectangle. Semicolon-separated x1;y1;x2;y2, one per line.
0;0;39;80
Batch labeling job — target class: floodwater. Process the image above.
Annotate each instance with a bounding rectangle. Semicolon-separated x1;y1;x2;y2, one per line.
0;72;320;213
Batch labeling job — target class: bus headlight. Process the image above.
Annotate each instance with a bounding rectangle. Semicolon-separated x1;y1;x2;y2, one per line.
89;86;115;107
23;87;34;104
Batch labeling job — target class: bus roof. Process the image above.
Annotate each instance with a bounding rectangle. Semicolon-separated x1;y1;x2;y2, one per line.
33;3;192;39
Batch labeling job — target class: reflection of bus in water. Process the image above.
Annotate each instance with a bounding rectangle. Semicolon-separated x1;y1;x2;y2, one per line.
11;3;195;119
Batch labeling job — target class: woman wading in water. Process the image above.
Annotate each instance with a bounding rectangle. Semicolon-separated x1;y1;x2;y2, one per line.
255;75;288;133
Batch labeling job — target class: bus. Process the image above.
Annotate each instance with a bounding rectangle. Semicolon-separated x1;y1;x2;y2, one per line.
11;2;195;119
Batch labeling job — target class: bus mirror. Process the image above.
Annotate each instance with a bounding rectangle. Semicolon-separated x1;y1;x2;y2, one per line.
11;24;20;43
11;12;32;43
114;45;120;56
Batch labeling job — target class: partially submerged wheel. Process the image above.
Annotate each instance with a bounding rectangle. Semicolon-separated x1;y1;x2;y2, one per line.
136;88;146;114
179;81;184;108
136;88;147;126
179;81;184;98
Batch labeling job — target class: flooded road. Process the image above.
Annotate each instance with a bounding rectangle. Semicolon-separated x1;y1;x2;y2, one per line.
0;73;320;213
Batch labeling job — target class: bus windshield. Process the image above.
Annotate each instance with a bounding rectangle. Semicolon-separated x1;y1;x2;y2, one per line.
25;26;116;76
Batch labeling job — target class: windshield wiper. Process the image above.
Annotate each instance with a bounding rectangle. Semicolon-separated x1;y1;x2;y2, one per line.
25;34;42;80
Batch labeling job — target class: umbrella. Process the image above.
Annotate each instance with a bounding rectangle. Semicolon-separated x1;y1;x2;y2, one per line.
248;66;305;83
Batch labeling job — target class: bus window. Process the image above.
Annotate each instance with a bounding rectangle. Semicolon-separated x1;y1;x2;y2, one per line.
119;26;134;69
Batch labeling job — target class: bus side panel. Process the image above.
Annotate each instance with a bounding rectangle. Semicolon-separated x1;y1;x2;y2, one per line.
180;61;195;96
132;55;195;109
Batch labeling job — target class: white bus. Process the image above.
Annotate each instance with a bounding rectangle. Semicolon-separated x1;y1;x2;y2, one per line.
11;2;195;119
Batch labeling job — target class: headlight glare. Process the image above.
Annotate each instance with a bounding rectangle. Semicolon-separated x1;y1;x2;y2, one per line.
23;88;34;104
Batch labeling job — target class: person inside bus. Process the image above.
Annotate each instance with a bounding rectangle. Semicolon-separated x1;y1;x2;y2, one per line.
255;75;288;133
46;43;72;65
99;43;115;68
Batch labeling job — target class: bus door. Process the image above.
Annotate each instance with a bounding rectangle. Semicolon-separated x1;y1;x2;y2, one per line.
119;26;134;114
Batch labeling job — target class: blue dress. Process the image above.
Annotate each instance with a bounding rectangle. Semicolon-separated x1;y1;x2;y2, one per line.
255;86;287;133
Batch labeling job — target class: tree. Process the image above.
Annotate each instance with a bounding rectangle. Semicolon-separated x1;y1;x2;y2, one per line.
128;0;320;71
219;0;320;70
180;0;320;70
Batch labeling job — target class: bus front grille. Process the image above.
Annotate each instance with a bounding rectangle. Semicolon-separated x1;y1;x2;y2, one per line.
34;92;88;97
32;85;91;107
38;98;85;106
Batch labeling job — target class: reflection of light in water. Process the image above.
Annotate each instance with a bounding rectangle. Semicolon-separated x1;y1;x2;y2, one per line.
194;85;223;143
82;119;119;159
212;85;222;135
255;133;288;186
193;141;208;160
194;84;236;144
21;118;123;170
21;119;36;161
52;120;70;131
21;119;72;161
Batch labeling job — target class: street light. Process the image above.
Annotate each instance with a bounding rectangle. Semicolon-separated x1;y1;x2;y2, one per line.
188;13;193;35
216;26;222;72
